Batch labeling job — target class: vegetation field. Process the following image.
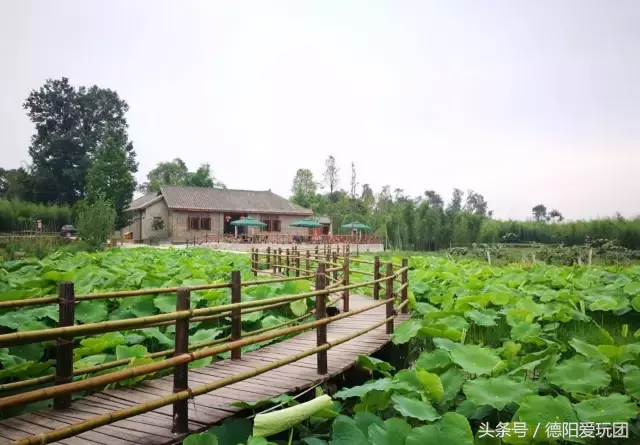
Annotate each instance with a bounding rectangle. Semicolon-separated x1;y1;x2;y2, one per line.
0;248;317;414
186;254;640;445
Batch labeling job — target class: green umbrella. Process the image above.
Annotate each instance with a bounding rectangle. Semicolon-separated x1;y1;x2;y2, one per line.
341;221;371;231
290;217;323;228
230;217;267;227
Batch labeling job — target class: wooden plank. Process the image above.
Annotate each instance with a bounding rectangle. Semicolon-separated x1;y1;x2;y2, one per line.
0;416;112;445
29;411;167;445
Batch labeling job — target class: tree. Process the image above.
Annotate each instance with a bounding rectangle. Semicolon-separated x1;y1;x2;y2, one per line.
532;204;548;222
350;162;358;199
323;155;340;200
0;166;35;201
464;189;489;216
290;168;317;209
140;158;225;192
548;209;564;222
76;193;116;250
424;190;444;207
23;77;132;205
448;188;464;212
184;163;225;188
85;126;138;228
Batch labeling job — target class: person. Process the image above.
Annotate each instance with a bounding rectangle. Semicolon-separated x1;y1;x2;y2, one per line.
36;220;42;233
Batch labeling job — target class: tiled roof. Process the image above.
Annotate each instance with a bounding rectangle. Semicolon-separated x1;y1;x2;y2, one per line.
128;192;163;211
159;186;314;215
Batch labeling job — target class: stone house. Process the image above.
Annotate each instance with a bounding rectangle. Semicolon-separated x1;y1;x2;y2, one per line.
125;186;325;243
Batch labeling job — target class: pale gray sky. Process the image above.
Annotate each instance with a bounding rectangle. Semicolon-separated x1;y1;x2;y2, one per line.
1;1;639;220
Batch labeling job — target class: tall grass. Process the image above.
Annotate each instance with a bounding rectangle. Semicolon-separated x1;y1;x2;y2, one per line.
477;218;640;249
0;199;71;233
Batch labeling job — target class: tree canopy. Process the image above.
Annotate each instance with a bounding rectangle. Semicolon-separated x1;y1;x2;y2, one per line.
23;77;134;205
138;158;225;192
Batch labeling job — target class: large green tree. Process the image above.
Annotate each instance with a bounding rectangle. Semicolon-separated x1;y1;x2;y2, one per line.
23;77;133;205
290;168;317;209
0;167;35;201
139;158;225;192
85;126;138;228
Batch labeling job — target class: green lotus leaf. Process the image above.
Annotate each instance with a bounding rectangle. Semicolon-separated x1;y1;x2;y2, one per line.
356;356;395;377
354;412;383;438
501;341;521;362
623;281;640;296
331;415;368;445
439;367;466;402
464;308;498;327
405;413;474;445
368;418;412;445
289;297;308;316
391;394;440;421
115;344;147;360
415;367;444;401
546;357;611;393
184;433;218;445
415;349;451;372
334;378;412;399
463;376;537;410
510;322;543;344
75;301;108;323
623;369;640;399
391;320;422;344
568;338;609;363
450;344;501;376
573;393;637;423
190;328;224;345
588;294;628;311
632;295;640;312
516;395;579;427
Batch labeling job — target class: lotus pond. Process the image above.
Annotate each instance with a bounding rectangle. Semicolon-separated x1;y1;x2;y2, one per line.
0;248;316;394
186;255;640;445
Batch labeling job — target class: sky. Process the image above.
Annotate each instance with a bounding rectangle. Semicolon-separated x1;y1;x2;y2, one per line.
1;1;639;220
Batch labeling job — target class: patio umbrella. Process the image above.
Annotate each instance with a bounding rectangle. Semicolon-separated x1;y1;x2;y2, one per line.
230;217;267;227
230;216;267;236
289;218;323;228
341;221;371;231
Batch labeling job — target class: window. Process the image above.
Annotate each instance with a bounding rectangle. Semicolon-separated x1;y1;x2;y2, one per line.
260;219;281;232
188;216;211;231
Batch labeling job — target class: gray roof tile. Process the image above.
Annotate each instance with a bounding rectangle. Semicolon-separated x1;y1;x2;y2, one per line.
159;186;313;215
128;192;163;211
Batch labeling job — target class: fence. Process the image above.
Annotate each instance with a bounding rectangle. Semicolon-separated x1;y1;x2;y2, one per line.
0;246;409;445
186;233;382;246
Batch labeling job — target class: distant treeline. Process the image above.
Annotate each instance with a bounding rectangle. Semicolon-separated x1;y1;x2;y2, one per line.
0;199;71;233
477;219;640;249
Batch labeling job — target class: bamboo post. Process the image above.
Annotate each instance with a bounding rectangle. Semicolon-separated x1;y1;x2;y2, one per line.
385;263;394;334
332;252;338;282
231;271;241;360
315;245;319;258
295;251;300;278
373;256;380;300
343;255;350;312
315;264;327;374
588;248;593;267
172;287;190;434
252;248;258;276
285;248;290;276
278;248;283;274
306;250;310;276
266;246;271;270
54;281;75;410
337;245;340;256
401;258;408;314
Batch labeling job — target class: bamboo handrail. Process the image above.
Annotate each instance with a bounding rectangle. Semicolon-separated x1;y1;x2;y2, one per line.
349;268;376;277
12;308;400;445
0;296;393;410
0;271;400;348
0;271;317;310
0;291;345;394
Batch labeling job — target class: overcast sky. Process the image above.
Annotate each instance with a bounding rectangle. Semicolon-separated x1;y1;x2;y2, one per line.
1;1;639;220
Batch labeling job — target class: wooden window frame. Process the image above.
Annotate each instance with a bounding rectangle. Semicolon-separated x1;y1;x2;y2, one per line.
201;217;212;231
188;216;212;231
260;218;281;232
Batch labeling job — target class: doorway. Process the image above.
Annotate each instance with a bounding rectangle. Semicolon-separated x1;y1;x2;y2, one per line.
223;213;248;235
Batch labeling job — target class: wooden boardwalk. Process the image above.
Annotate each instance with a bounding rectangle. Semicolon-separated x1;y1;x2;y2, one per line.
0;293;409;445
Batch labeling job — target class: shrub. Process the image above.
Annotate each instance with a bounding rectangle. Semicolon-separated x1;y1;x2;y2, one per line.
76;195;116;250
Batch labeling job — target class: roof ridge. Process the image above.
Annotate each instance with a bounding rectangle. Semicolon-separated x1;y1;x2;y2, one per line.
160;185;269;193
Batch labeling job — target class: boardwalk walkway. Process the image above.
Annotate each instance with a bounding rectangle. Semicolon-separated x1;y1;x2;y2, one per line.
0;293;409;445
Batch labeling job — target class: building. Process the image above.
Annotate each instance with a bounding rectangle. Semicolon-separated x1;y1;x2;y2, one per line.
125;186;326;243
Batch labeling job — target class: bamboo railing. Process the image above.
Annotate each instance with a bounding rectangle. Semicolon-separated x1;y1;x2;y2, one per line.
186;233;383;246
0;246;410;444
